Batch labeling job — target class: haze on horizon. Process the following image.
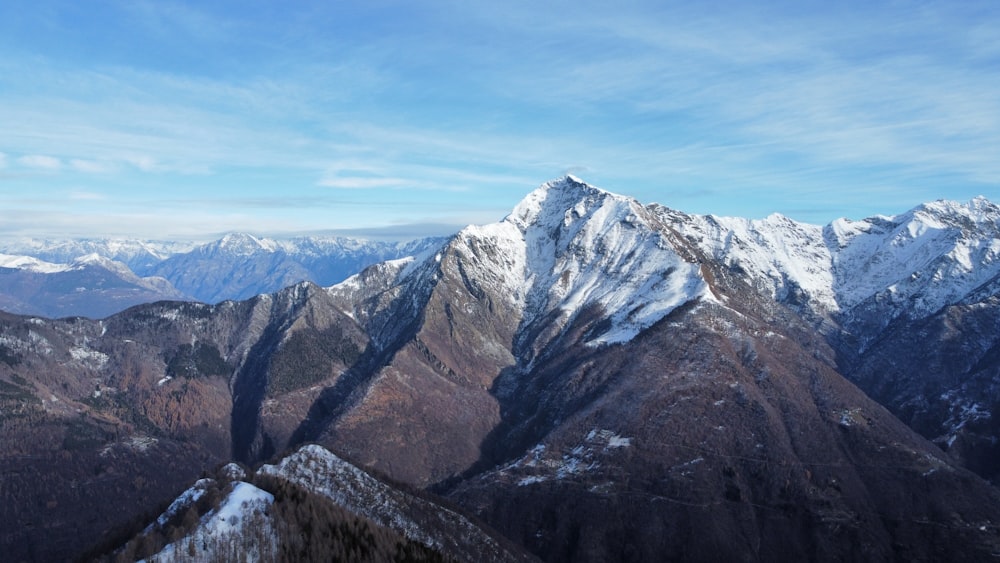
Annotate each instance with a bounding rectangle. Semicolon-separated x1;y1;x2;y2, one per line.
0;1;997;241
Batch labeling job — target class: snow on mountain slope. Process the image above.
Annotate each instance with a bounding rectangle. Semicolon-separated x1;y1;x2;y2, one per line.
122;445;530;562
0;253;188;318
206;232;280;256
2;177;995;352
825;197;1000;318
141;480;276;563
259;444;433;546
506;176;711;345
0;254;70;274
0;233;443;315
0;251;173;288
658;207;838;314
151;233;446;304
659;194;1000;339
71;252;145;280
0;238;193;275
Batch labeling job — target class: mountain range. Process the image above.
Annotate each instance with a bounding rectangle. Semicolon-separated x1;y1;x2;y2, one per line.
3;176;1000;562
0;234;443;318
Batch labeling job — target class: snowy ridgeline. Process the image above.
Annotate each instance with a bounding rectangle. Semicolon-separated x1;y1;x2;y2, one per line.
0;234;436;269
373;178;999;351
658;191;1000;322
130;445;519;563
331;177;1000;351
140;478;275;563
258;445;513;558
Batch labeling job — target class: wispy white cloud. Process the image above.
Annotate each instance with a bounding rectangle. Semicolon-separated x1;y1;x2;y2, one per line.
18;154;62;170
70;159;116;174
122;154;160;173
318;176;410;189
68;190;106;201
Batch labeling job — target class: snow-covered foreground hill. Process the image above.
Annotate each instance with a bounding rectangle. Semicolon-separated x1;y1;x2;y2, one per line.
124;445;533;563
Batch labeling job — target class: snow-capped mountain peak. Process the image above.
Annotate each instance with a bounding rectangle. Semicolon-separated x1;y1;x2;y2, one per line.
918;196;1000;224
499;186;1000;348
346;177;712;354
506;175;617;231
210;232;279;256
446;178;712;346
69;252;141;279
72;252;113;266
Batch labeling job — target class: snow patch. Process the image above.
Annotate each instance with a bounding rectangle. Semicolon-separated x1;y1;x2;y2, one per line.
70;346;108;367
838;408;868;428
155;479;212;527
607;435;632;448
159;309;182;321
144;482;275;563
125;435;158;452
505;428;632;486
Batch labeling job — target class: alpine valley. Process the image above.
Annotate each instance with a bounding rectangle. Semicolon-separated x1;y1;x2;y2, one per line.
4;177;1000;562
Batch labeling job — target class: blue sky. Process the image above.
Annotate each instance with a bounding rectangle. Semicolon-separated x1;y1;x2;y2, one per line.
1;1;998;240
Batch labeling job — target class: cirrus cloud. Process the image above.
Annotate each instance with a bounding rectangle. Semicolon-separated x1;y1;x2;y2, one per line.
318;176;409;189
70;159;116;174
18;154;62;170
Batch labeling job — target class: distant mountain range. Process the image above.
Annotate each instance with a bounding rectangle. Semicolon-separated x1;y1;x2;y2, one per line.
0;234;444;318
4;177;1000;562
